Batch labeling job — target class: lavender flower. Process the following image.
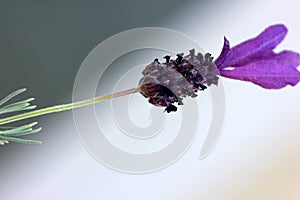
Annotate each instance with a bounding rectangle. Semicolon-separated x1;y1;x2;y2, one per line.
139;24;300;112
139;50;219;112
1;24;299;145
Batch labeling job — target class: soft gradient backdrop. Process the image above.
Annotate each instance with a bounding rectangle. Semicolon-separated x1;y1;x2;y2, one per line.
0;0;299;199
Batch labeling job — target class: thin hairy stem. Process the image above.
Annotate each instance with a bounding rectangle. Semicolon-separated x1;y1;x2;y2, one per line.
0;87;140;126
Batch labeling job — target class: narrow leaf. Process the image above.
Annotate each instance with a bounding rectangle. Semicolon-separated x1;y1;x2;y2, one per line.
0;100;36;115
0;88;27;106
0;122;38;134
0;135;41;144
3;127;42;137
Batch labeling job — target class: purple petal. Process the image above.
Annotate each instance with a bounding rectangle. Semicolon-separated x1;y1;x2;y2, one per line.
215;37;231;70
226;24;288;67
220;51;300;89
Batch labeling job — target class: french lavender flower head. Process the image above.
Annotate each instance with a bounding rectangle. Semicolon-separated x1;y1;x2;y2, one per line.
139;50;219;113
1;23;300;145
139;24;300;112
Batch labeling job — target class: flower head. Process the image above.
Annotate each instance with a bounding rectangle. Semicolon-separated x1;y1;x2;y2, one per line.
139;24;300;112
139;50;219;112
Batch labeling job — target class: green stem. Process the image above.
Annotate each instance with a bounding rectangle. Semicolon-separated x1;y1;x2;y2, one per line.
0;87;140;126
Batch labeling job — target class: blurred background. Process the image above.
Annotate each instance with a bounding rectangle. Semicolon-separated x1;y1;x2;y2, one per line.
0;0;299;199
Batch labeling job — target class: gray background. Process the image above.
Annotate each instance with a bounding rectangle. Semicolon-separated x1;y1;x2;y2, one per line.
0;0;191;156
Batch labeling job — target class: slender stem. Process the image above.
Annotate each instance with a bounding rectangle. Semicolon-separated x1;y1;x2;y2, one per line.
0;87;140;126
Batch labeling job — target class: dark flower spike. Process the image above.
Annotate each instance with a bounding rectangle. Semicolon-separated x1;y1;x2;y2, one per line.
139;51;218;112
216;24;300;89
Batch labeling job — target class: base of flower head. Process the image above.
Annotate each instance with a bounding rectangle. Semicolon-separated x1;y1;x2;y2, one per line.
139;49;219;112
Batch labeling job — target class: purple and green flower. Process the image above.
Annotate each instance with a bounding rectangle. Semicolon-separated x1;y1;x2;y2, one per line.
0;24;299;144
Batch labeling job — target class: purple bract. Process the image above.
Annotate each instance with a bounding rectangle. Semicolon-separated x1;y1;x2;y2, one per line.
215;24;300;89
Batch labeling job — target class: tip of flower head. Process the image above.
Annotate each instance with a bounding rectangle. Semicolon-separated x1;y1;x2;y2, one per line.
215;37;231;70
223;36;230;44
164;104;177;113
163;55;171;63
139;50;219;112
